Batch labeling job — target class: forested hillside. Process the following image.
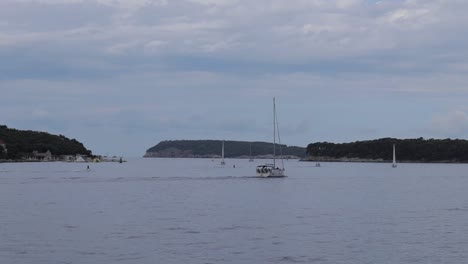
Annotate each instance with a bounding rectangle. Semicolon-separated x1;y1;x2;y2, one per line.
306;138;468;162
0;125;92;160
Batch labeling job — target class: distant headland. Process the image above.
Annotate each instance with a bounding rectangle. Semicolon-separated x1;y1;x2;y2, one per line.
304;137;468;163
144;140;306;159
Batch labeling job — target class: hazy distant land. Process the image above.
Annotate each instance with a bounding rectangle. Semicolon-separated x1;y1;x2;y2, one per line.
144;140;306;159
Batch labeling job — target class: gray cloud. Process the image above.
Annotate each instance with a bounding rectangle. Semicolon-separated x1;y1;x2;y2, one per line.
427;109;468;137
2;0;468;81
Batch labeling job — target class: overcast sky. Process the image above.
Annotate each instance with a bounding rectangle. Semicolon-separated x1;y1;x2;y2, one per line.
2;0;468;156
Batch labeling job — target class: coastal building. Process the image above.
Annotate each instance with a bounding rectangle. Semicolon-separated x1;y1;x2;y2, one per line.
61;155;76;162
75;155;87;162
32;150;52;161
0;139;7;154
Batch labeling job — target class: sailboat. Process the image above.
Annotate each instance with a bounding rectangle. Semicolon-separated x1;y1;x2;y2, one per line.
392;144;397;168
221;140;226;165
256;98;286;177
249;143;254;162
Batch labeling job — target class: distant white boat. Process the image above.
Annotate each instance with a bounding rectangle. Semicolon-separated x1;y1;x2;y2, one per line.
221;140;226;165
256;98;286;178
392;144;397;168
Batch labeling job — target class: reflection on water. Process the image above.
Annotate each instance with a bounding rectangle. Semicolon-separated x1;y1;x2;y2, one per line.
1;158;468;263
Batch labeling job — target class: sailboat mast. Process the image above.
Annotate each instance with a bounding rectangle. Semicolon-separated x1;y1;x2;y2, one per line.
222;140;225;162
276;107;285;170
273;97;276;167
393;144;396;165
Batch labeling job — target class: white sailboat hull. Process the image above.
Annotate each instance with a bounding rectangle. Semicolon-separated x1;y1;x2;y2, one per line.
256;165;286;177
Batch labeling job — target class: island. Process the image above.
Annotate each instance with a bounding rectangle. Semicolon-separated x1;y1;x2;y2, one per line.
144;140;306;159
0;125;93;162
304;137;468;163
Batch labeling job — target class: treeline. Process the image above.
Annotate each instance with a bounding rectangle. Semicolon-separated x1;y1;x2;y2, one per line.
146;140;306;158
0;125;92;160
306;138;468;162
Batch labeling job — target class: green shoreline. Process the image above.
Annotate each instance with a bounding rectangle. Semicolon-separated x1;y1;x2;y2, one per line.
301;156;468;164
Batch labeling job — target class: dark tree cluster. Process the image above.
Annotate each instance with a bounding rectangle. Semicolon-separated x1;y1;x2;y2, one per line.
306;137;468;162
146;140;306;158
0;125;92;160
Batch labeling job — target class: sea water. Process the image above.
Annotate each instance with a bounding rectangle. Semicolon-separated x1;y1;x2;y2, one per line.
1;158;468;263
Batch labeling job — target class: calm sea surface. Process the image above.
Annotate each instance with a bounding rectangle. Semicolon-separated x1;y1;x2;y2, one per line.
1;158;468;264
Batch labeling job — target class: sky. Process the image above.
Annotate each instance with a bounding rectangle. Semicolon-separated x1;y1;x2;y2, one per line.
2;0;468;157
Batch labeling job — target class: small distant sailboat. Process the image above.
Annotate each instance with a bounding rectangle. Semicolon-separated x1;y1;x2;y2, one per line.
221;140;226;165
249;143;254;162
392;144;397;168
256;98;286;178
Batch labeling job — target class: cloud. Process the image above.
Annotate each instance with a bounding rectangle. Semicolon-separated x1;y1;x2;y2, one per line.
385;8;431;24
187;0;237;6
429;110;468;137
0;0;466;78
2;0;465;63
106;40;141;54
144;40;166;53
31;109;50;118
